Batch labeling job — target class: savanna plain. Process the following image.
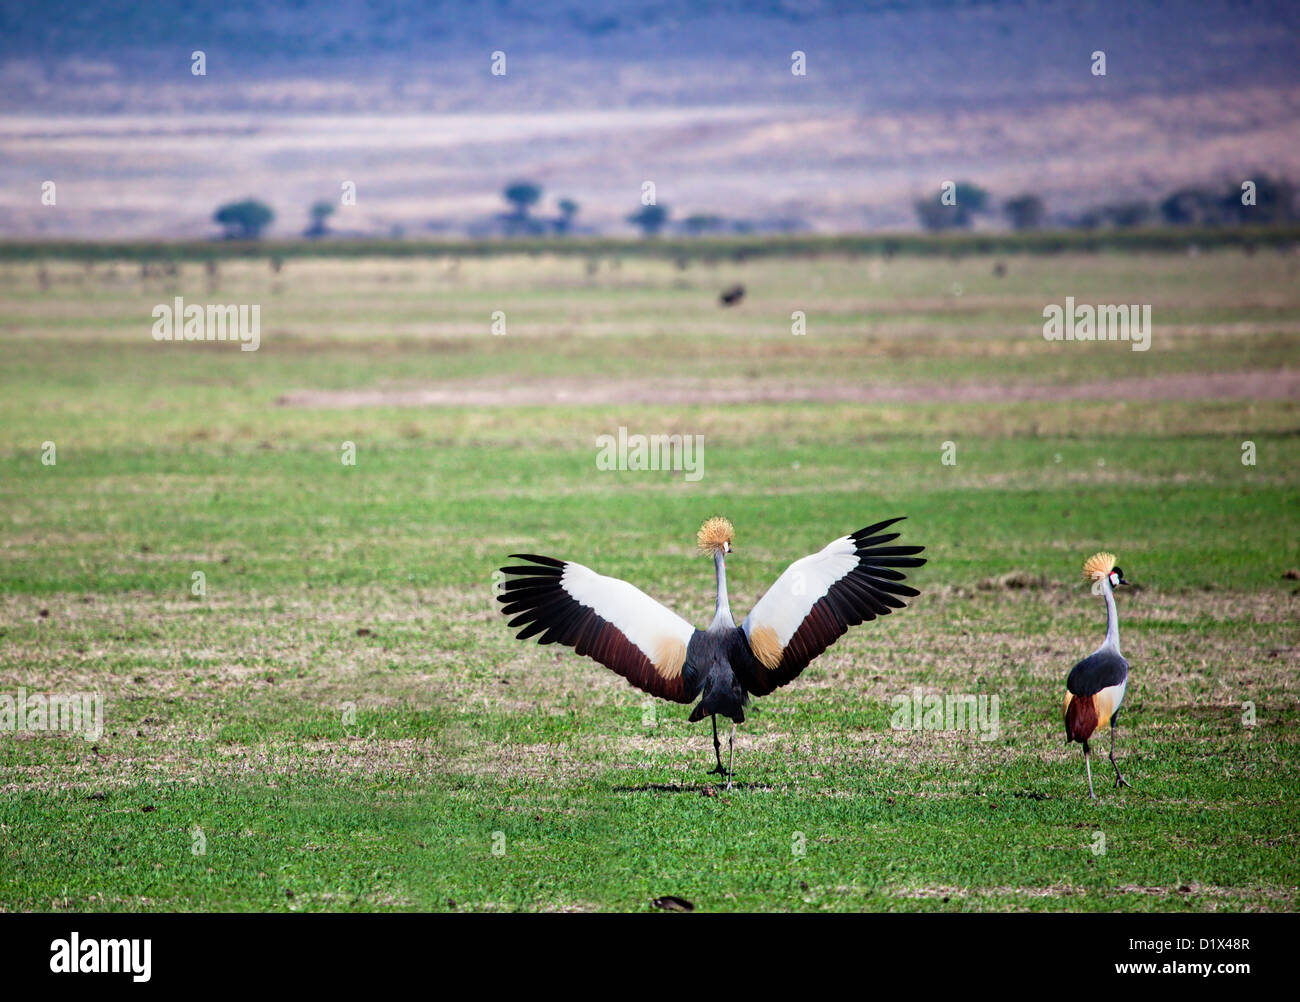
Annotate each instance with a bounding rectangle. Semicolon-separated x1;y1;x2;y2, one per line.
0;247;1296;911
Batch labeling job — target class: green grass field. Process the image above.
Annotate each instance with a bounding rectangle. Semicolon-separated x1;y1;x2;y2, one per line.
1;248;1297;911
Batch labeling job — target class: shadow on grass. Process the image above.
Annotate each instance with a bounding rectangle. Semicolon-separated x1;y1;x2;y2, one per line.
612;782;777;794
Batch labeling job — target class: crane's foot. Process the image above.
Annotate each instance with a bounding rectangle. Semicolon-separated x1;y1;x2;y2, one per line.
1113;772;1131;789
708;715;726;779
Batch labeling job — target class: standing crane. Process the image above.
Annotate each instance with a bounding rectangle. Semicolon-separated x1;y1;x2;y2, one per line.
497;516;925;787
1064;552;1133;799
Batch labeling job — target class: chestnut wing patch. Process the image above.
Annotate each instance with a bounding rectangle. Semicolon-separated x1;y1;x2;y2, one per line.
1064;652;1129;742
498;554;702;704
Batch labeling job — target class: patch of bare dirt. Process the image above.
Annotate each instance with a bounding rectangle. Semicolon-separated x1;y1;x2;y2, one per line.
445;741;587;784
277;370;1300;409
0;735;450;794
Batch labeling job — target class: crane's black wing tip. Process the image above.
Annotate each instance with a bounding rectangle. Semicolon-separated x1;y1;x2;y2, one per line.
852;515;908;541
506;553;566;567
500;554;567;579
852;516;926;565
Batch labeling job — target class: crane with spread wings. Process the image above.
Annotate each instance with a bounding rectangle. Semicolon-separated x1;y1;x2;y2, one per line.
497;516;926;787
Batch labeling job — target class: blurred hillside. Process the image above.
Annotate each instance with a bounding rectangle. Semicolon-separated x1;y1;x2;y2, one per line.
2;0;1298;236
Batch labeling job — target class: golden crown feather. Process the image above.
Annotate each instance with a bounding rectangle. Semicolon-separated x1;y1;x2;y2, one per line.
1082;551;1117;582
696;516;735;553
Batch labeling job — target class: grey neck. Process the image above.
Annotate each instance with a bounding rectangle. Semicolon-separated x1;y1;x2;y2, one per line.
1100;577;1120;652
710;550;734;629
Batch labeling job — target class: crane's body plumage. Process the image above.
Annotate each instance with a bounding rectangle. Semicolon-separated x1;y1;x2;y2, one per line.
1065;552;1133;798
1064;647;1128;740
498;516;925;785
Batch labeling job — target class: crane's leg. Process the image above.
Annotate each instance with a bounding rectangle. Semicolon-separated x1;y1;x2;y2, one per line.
1109;717;1130;789
726;721;735;791
707;714;727;776
1084;742;1096;800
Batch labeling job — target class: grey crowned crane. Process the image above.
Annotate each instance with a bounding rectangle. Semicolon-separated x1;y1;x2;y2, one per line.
497;516;925;787
1064;552;1133;799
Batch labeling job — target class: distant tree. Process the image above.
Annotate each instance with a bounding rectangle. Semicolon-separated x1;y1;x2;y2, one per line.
305;200;335;238
1222;174;1298;225
1159;186;1225;227
1003;194;1045;230
503;181;543;219
555;198;579;234
214;199;274;240
914;199;953;231
1102;201;1154;228
1075;200;1154;229
914;181;990;231
627;203;669;236
682;213;726;235
952;182;990;218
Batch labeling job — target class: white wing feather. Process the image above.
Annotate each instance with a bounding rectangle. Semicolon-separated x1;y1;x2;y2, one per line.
561;562;695;660
742;536;858;646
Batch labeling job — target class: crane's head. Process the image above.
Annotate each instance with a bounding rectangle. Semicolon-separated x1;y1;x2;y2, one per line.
1082;551;1129;589
696;516;734;556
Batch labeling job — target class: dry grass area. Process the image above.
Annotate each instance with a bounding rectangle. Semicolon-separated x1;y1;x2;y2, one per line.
276;369;1300;408
0;248;1296;911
